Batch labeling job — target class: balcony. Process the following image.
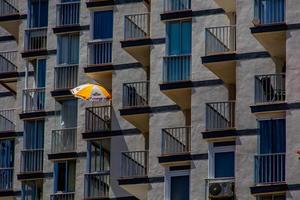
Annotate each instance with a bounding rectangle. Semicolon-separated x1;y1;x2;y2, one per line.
202;26;236;85
0;50;18;92
53;64;78;94
0;168;13;191
56;1;80;27
120;81;149;132
160;55;191;109
51;128;77;155
0;0;20;39
0;109;15;133
86;0;114;8
254;153;285;185
24;27;47;54
119;151;149;200
163;0;191;13
206;178;235;199
161;127;191;156
121;13;150;66
251;0;286;59
20;149;43;173
84;172;110;199
84;105;111;135
213;0;236;13
22;88;45;113
86;40;112;90
50;192;75;200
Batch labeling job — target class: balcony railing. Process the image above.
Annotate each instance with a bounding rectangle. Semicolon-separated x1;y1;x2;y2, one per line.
163;55;191;83
121;151;148;177
24;27;47;52
50;192;75;200
254;0;285;25
54;64;78;90
162;127;191;155
23;88;45;113
51;128;77;154
0;0;19;16
85;105;111;132
255;74;285;104
0;109;15;132
20;149;43;173
84;172;110;199
124;13;150;40
205;26;236;56
123;81;149;108
88;40;112;66
0;51;18;73
0;168;13;191
254;153;285;185
56;1;80;27
206;101;235;131
163;0;191;12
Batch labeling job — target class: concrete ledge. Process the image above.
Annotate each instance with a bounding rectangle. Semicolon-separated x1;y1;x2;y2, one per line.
0;14;23;22
161;8;224;21
82;128;141;140
120;38;165;48
250;23;287;34
0;72;19;80
21;49;57;58
0;190;21;197
158;153;208;164
19;111;57;120
250;102;287;113
118;176;164;185
17;172;53;180
48;152;86;160
51;89;73;98
120;106;151;115
250;183;287;195
53;25;89;34
0;131;23;139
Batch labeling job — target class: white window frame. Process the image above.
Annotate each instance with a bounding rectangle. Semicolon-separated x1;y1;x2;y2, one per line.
164;168;190;200
208;143;235;179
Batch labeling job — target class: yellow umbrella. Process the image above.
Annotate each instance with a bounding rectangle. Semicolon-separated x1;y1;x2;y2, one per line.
71;83;111;101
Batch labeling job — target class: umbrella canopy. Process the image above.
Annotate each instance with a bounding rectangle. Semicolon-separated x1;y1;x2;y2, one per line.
71;83;111;101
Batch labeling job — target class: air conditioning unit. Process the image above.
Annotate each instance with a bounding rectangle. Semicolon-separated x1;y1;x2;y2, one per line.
208;181;234;198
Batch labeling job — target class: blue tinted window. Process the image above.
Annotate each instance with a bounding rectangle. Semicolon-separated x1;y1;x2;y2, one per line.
93;11;113;39
215;152;234;178
22;180;43;200
35;59;46;88
58;33;79;64
24;120;44;149
0;140;14;167
167;20;191;55
29;0;49;27
170;175;189;200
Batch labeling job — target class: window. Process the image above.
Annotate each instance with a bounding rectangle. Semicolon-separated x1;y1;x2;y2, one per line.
258;119;286;154
87;140;110;173
166;20;191;55
165;169;190;200
209;142;235;178
22;180;43;200
92;10;113;40
32;59;46;88
54;160;76;193
24;120;44;149
28;0;49;28
57;99;78;128
257;194;286;200
0;139;14;168
254;0;285;24
57;33;79;65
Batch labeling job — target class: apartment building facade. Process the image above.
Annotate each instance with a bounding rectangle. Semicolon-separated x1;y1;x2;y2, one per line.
0;0;299;200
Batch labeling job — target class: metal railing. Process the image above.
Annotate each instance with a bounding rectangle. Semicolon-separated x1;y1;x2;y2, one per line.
88;40;112;66
0;51;17;73
84;172;110;199
54;64;78;90
206;101;235;131
85;105;111;132
0;109;15;132
123;81;149;108
205;26;236;56
254;0;285;25
163;0;191;12
23;88;45;113
56;1;80;26
24;27;47;52
20;149;43;173
124;13;150;40
254;74;285;104
51;128;77;154
0;0;19;16
0;168;13;191
163;55;191;83
50;192;75;200
254;153;285;184
121;151;148;177
162;127;191;155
